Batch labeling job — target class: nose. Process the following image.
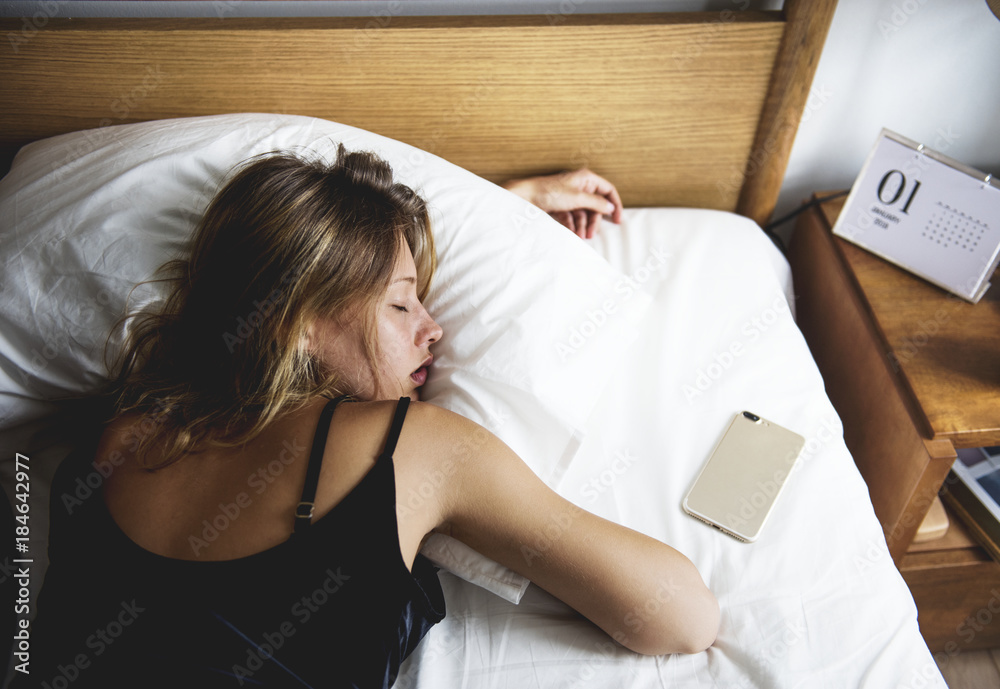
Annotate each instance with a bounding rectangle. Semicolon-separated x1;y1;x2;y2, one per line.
418;304;443;345
424;316;443;345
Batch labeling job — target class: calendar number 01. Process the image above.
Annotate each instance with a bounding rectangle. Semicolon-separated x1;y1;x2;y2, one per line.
877;169;921;214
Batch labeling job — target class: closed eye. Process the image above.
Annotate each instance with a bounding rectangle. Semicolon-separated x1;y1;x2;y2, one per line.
393;305;409;313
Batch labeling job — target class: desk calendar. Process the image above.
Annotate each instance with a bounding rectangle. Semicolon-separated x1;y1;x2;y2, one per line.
833;129;1000;303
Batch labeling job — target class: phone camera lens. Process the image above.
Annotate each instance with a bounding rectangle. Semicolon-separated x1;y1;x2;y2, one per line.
743;411;761;422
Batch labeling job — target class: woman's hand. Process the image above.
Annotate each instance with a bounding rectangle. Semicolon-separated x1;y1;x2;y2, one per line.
503;169;624;239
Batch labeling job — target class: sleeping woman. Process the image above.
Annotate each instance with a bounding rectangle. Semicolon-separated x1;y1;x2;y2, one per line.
21;147;718;688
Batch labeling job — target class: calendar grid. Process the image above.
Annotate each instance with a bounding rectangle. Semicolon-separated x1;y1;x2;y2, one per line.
832;129;1000;303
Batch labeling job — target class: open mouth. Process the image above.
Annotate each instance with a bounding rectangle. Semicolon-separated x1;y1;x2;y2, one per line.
410;355;433;386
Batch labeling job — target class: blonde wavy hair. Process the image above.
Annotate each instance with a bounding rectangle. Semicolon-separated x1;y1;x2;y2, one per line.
109;145;436;468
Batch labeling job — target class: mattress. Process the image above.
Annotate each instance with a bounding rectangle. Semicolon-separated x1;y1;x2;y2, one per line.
397;207;947;688
0;114;945;688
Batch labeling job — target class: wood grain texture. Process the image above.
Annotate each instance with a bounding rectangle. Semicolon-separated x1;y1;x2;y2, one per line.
819;198;1000;449
793;194;1000;652
788;196;955;562
901;542;1000;652
0;14;788;211
838;243;1000;448
940;490;1000;564
735;0;838;225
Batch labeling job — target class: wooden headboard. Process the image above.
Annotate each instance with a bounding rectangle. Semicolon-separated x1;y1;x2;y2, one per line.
0;0;835;226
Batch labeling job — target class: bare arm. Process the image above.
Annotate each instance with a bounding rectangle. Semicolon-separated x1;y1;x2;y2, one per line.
399;402;719;655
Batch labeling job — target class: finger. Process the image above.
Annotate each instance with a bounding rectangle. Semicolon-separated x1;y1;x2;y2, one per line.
550;210;572;231
585;210;601;239
570;169;623;224
564;210;577;235
553;210;575;234
546;190;618;217
573;210;588;239
585;173;623;224
605;185;624;224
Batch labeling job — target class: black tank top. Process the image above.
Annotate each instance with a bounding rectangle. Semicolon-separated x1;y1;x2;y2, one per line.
18;396;444;688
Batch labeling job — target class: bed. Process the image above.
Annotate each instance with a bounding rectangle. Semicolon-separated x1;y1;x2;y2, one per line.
0;2;949;688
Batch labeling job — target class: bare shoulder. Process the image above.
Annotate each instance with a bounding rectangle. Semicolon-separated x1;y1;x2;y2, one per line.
338;399;488;453
388;401;508;477
308;398;479;480
397;400;487;444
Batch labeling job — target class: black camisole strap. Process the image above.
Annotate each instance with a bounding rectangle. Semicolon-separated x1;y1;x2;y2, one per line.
294;395;348;533
378;396;411;462
293;395;411;534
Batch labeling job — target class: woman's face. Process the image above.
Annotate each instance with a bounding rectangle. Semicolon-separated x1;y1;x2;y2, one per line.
308;241;442;401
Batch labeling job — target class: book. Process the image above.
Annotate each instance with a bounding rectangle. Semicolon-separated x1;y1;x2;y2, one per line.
943;445;1000;557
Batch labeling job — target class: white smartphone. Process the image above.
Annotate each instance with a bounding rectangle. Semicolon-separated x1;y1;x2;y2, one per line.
682;411;805;542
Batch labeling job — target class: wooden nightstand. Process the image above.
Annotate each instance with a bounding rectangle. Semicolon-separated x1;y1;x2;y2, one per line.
788;192;1000;653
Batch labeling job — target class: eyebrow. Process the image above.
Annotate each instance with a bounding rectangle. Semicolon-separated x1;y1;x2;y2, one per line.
391;276;417;285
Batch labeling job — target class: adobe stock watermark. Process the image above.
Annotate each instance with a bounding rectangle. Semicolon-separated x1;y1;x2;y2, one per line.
343;0;405;58
16;330;72;391
189;436;307;556
716;83;832;203
672;0;754;68
579;449;638;505
396;406;509;523
222;263;307;353
748;618;807;676
388;73;499;181
392;626;465;689
573;637;628;684
50;64;167;180
555;246;670;361
800;83;833;125
898;660;949;689
36;599;146;689
60;401;172;516
620;578;682;640
587;577;684;658
545;0;586;26
859;478;939;568
569;117;623;170
16;286;118;390
229;566;351;685
886;304;951;372
682;290;790;403
886;251;992;372
933;588;1000;673
520;504;584;567
722;620;807;689
852;532;900;579
877;0;934;40
414;73;499;159
717;119;793;202
6;0;68;54
222;291;289;353
715;415;841;535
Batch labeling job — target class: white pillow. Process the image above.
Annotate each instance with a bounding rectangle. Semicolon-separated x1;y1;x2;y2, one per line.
0;112;651;480
0;114;654;603
0;114;648;470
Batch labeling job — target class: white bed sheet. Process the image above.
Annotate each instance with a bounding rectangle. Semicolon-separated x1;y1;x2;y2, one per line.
397;208;946;688
0;113;945;688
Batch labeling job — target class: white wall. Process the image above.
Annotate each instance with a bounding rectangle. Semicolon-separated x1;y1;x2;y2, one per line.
772;0;1000;237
